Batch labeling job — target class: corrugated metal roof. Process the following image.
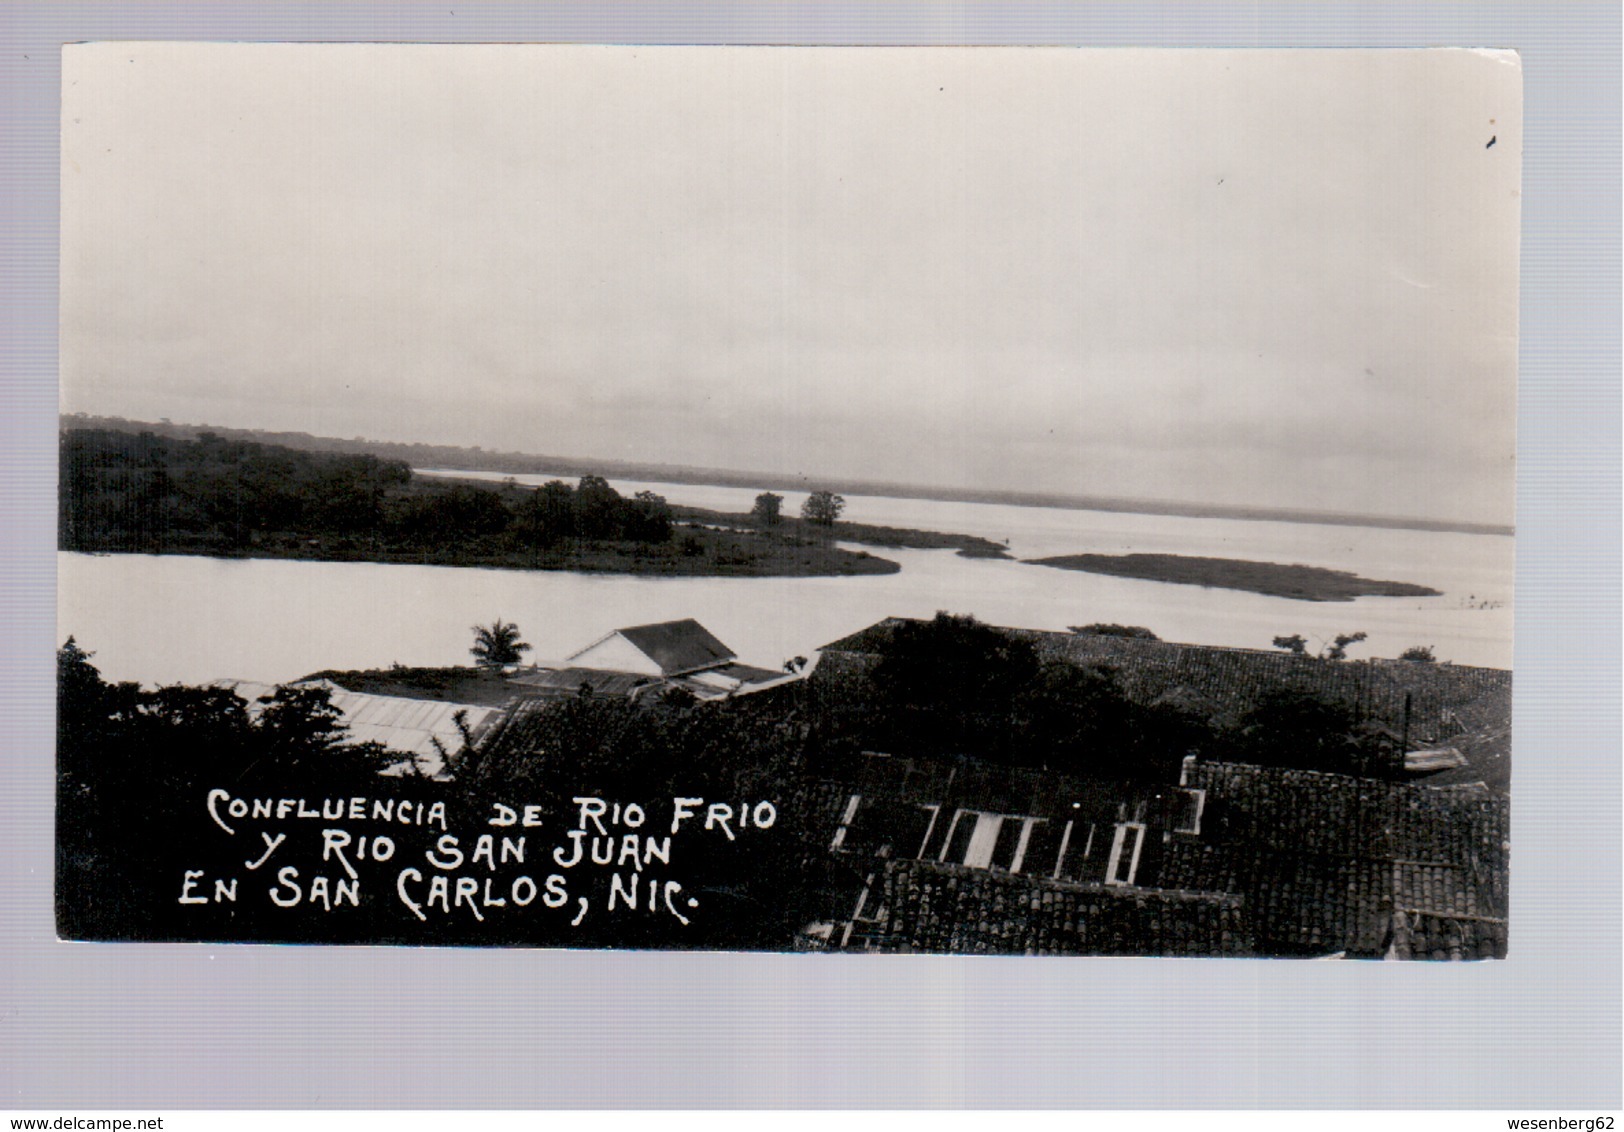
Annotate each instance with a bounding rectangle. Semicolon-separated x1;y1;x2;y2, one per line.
212;678;497;777
668;663;802;700
714;661;786;683
306;681;500;778
507;667;656;698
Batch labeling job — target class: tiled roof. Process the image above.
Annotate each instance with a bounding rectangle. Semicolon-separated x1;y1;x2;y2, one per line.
870;859;1253;957
1422;688;1512;792
1160;843;1392;954
615;618;736;675
1183;761;1508;892
1170;760;1509;957
470;696;562;765
1391;861;1488;919
1389;909;1508;960
794;747;1510;958
818;617;1510;744
1159;854;1505;959
1037;636;1508;743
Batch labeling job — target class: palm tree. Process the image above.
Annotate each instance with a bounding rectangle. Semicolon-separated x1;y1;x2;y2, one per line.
471;619;531;671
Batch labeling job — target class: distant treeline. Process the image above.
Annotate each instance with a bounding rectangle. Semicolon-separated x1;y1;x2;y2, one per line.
61;414;1515;537
60;427;898;577
63;428;407;552
61;427;674;554
62;412;658;482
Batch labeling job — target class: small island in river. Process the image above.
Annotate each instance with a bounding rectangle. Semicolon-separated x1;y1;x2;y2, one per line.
1026;552;1441;602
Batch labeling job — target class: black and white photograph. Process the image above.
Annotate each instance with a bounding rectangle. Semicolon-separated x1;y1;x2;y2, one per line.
56;43;1519;958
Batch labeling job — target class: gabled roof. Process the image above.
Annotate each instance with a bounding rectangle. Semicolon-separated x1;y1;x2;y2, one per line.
819;617;910;654
585;618;736;676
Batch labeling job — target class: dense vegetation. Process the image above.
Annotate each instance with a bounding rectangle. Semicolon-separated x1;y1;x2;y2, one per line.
59;428;898;577
57;638;829;948
56;638;404;940
805;613;1406;782
1027;552;1441;602
672;500;1009;558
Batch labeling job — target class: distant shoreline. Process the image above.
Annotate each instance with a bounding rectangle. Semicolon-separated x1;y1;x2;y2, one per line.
1027;552;1443;603
59;414;1515;538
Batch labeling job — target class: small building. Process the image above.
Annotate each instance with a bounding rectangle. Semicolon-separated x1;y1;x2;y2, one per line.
568;618;737;678
512;618;801;702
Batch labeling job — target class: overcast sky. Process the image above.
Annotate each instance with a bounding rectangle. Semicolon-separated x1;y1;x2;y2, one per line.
61;45;1521;525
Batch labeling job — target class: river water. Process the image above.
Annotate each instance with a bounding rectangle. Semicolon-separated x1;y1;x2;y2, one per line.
59;472;1513;685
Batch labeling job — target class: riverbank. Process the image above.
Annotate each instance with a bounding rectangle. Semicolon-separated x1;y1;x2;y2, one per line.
73;525;905;578
1027;552;1441;602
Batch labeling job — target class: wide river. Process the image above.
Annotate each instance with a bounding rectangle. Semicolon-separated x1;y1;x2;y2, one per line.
59;471;1513;685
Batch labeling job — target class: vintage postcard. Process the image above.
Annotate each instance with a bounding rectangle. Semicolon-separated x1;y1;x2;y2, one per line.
57;44;1518;956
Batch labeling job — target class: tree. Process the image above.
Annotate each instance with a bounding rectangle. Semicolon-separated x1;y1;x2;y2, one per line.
627;490;673;542
1228;688;1365;774
574;475;623;539
57;636;104;712
752;492;784;527
869;612;1042;759
1271;631;1367;660
1399;645;1437;663
252;685;397;784
470;619;531;670
1323;631;1368;661
801;490;845;527
522;480;577;546
55;647;397;940
1271;634;1308;656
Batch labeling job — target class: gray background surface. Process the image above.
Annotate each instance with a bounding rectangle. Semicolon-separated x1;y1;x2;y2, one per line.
2;2;1618;1110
